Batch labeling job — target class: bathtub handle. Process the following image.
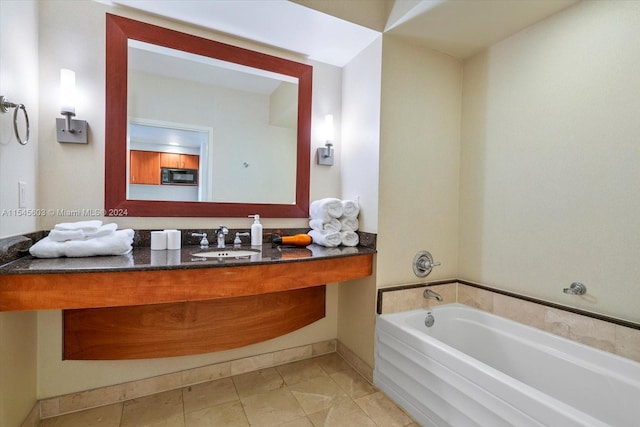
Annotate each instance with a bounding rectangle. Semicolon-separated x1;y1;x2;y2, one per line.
563;282;587;295
413;251;441;277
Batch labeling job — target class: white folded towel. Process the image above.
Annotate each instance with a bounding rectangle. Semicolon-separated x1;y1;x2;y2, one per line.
48;229;85;242
85;223;118;239
339;217;359;232
48;223;118;242
53;220;103;233
307;229;341;248
340;231;359;247
310;198;343;221
341;200;360;219
29;229;134;258
309;218;341;232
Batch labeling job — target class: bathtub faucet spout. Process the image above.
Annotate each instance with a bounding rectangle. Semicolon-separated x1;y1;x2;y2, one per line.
423;288;443;302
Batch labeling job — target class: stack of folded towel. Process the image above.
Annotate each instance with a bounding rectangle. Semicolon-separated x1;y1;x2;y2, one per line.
308;198;360;247
29;220;134;258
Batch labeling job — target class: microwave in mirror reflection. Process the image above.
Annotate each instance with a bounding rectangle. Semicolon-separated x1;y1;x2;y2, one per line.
161;168;198;185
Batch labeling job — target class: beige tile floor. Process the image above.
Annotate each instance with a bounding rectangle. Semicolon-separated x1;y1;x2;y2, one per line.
39;353;418;427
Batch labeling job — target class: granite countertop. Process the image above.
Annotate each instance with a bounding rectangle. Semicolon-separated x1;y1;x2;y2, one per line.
0;228;376;275
0;243;376;275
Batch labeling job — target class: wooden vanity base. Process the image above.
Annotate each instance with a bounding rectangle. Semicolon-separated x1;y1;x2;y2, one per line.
63;286;325;360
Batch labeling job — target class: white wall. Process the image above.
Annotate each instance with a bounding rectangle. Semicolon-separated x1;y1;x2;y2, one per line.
337;36;382;367
340;37;382;234
337;33;462;368
35;0;345;399
0;2;39;427
0;0;39;238
377;34;462;288
0;311;38;427
459;0;640;323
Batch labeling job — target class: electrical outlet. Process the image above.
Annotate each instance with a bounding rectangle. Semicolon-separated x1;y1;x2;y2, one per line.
18;181;27;208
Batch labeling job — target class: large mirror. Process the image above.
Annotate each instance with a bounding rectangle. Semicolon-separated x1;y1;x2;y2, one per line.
105;14;312;217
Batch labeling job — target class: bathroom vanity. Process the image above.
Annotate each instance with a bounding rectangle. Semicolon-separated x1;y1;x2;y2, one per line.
0;244;374;359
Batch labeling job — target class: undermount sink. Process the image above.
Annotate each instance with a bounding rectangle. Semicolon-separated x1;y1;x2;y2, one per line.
192;249;260;258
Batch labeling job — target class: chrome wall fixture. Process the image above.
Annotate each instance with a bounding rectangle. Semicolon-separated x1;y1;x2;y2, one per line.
423;288;443;302
57;69;88;144
563;282;587;295
0;95;30;145
317;114;334;166
413;250;441;278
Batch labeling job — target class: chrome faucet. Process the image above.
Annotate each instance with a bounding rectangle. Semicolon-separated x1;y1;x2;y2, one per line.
423;288;443;302
216;226;229;248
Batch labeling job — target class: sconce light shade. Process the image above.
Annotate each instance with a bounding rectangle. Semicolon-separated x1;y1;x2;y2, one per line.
317;114;334;166
323;114;334;141
59;69;76;115
57;68;88;144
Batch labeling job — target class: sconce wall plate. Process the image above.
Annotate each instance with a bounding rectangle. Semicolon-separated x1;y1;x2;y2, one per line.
317;144;334;165
56;118;88;143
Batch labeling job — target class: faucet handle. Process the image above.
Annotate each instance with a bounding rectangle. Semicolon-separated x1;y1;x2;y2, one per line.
191;232;209;248
234;232;250;246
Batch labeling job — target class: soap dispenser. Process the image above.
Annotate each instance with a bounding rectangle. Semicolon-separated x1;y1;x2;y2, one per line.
249;214;263;246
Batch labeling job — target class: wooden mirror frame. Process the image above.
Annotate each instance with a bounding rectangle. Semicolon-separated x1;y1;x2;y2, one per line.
105;14;312;217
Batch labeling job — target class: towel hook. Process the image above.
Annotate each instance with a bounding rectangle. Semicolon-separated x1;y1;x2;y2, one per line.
1;95;30;145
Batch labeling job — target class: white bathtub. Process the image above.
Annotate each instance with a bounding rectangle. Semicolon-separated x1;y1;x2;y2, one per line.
374;303;640;427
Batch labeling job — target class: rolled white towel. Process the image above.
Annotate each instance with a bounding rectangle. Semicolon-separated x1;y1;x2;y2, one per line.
341;200;360;219
29;229;134;258
340;231;359;247
309;218;341;232
339;217;359;232
54;220;102;233
307;229;341;248
310;198;343;221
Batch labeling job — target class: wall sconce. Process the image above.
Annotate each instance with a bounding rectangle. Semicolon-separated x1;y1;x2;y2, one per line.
57;69;88;143
317;114;334;166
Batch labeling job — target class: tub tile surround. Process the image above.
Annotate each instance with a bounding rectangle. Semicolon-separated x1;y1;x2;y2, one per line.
378;281;640;363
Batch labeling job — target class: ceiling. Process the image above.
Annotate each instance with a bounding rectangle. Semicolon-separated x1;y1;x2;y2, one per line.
384;0;579;59
110;0;380;67
109;0;579;66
